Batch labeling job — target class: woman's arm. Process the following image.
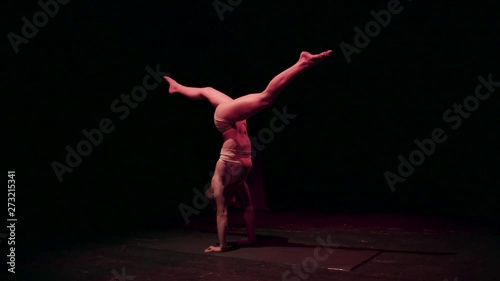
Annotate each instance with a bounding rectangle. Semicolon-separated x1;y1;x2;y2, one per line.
204;190;228;252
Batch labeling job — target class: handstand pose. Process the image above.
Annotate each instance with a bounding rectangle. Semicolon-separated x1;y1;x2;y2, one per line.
163;50;332;253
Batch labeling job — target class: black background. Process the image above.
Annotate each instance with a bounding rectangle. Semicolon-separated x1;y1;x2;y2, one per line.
3;0;499;257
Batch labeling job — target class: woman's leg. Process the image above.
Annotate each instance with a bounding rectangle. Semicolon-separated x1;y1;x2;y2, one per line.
215;50;332;122
163;76;233;108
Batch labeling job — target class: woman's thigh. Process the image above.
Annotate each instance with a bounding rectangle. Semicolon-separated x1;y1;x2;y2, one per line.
216;160;251;186
236;181;253;208
215;93;269;123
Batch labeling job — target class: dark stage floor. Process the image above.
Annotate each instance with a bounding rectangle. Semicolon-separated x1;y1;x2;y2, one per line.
17;212;499;281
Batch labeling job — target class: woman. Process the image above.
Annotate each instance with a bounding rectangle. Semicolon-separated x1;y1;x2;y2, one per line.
163;50;332;252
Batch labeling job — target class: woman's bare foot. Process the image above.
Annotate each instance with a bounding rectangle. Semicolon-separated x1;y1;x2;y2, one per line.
163;76;180;94
298;50;332;68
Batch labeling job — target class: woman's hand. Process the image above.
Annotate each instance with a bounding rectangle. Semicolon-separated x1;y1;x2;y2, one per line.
204;245;225;253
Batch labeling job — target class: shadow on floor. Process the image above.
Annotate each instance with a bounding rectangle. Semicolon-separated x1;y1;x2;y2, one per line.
216;232;457;256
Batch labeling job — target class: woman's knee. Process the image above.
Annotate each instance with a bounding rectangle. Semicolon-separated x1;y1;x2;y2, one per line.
259;91;274;107
204;86;215;93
